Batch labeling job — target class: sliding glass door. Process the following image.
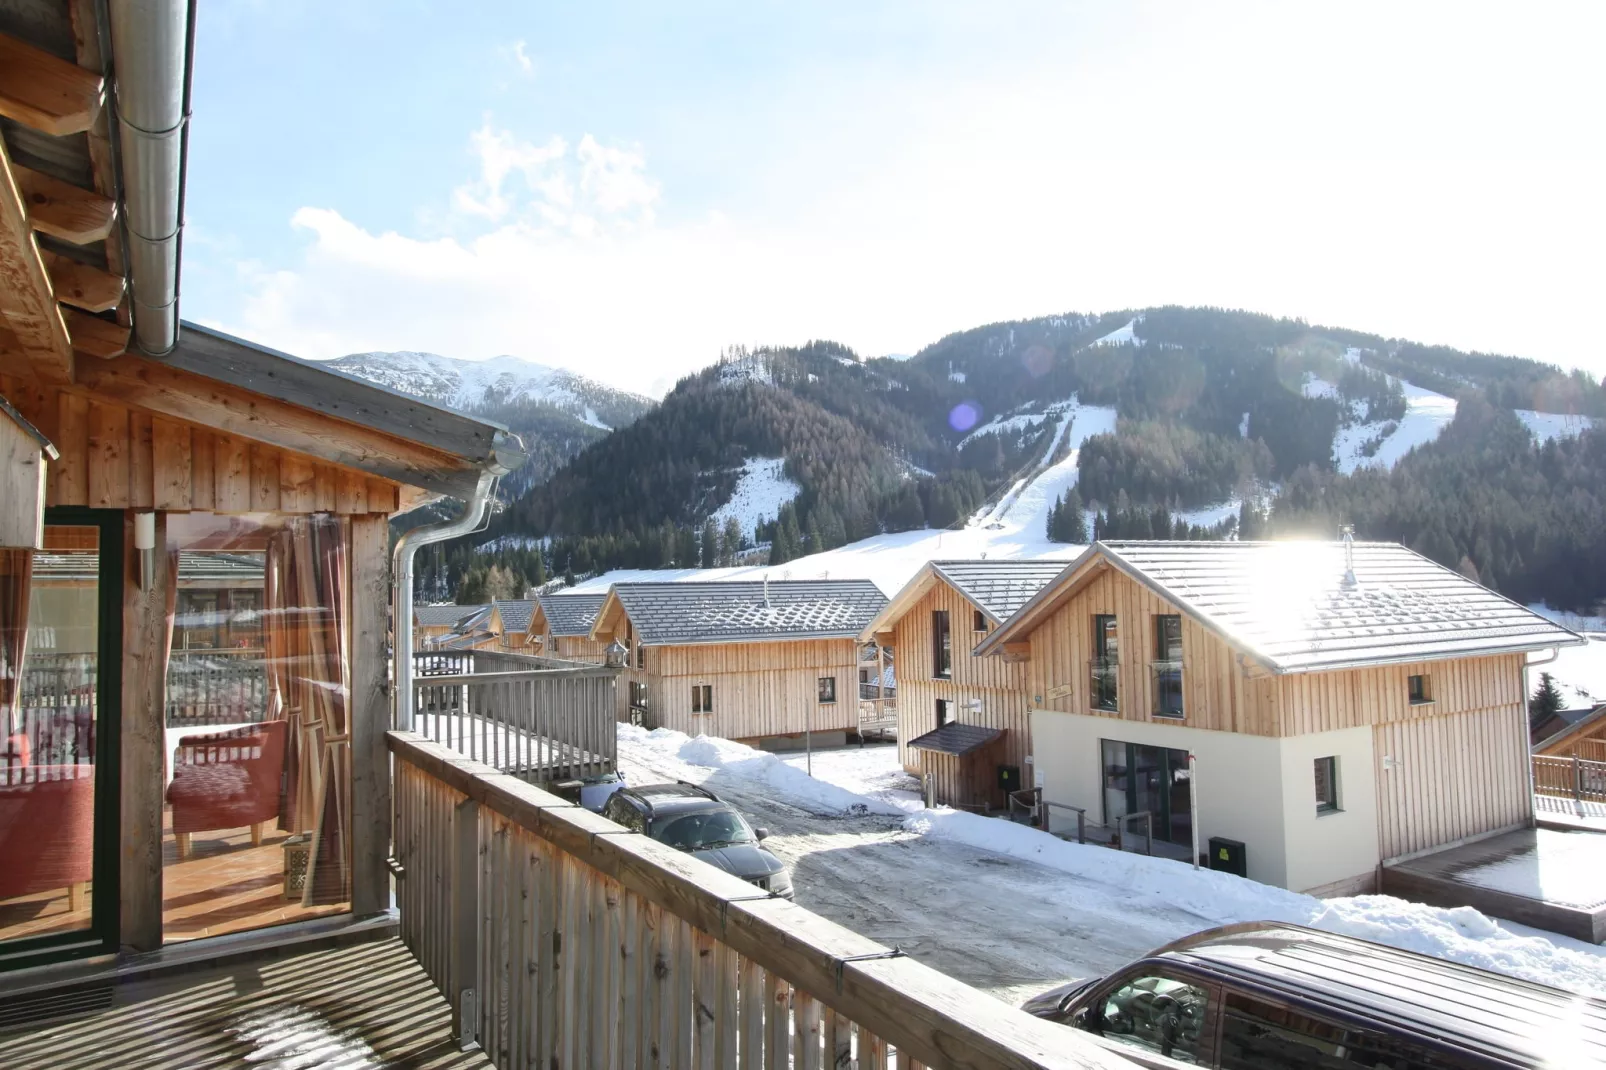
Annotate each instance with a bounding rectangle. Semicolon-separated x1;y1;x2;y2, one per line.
1100;739;1192;847
0;510;122;967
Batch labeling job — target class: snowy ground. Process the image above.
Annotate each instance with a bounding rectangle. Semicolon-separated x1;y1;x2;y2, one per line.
710;457;801;541
1516;409;1600;444
1532;634;1606;708
970;397;1118;539
1530;602;1606;633
1332;378;1459;475
1093;317;1144;347
616;727;1606;1005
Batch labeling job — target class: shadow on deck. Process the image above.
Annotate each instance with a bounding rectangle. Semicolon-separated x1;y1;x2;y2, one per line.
0;937;488;1070
1381;827;1606;944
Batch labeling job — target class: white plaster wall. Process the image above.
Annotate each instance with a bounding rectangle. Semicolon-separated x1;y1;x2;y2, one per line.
1276;725;1379;894
1030;709;1290;887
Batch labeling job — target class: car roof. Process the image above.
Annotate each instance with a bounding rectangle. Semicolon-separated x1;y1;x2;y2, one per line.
1145;923;1606;1066
617;782;725;817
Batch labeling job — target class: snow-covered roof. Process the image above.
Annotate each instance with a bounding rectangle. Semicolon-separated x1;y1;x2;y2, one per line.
979;541;1585;674
415;603;486;628
492;599;536;634
599;580;887;646
536;592;606;637
859;559;1067;640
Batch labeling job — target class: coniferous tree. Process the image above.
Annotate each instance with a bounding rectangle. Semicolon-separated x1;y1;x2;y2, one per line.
1529;671;1564;724
700;518;718;569
720;517;744;565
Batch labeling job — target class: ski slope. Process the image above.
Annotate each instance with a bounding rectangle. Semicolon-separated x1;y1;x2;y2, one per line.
709;457;801;540
971;399;1117;536
1516;410;1599;444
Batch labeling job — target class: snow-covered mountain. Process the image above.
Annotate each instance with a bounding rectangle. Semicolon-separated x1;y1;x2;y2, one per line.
327;351;652;430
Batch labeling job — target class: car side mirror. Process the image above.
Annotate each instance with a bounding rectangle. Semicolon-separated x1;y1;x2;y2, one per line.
754;828;769;840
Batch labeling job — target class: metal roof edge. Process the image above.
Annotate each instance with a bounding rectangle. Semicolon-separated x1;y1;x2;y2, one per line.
972;544;1105;656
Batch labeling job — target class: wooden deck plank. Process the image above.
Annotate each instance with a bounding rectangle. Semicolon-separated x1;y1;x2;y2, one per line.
0;938;489;1069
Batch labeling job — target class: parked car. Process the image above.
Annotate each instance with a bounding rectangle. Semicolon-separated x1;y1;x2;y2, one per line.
1021;921;1606;1069
600;783;794;899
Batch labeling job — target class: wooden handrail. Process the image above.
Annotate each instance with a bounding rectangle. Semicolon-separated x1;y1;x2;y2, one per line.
388;730;1132;1070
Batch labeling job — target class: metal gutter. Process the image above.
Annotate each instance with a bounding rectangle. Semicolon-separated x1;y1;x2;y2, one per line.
106;0;195;355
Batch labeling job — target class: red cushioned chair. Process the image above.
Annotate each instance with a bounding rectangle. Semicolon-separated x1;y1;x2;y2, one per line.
0;764;95;912
165;719;287;859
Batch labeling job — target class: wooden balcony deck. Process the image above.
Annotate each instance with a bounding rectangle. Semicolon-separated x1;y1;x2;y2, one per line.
0;937;488;1069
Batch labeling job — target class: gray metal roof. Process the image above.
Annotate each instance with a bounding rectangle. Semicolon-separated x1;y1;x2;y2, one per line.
932;560;1068;622
611;580;887;646
537;593;606;637
493;599;536;634
1096;541;1584;673
415;604;486;628
33;551;263;584
905;722;1002;757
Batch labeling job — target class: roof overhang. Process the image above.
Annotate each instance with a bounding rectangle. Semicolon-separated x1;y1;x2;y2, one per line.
858;562;1007;644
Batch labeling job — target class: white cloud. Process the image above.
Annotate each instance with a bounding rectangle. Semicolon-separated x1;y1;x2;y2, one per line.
511;39;532;76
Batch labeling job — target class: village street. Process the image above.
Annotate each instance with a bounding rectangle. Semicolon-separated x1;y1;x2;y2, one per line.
618;739;1233;1007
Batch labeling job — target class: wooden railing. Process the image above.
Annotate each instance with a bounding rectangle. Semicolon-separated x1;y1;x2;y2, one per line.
1534;754;1606;806
390;732;1130;1070
165;649;269;727
409;660;619;786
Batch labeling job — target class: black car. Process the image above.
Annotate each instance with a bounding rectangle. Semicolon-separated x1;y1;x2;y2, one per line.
600;783;794;899
1021;921;1606;1069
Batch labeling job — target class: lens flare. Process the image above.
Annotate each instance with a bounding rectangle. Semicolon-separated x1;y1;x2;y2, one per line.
1021;344;1051;378
949;402;981;432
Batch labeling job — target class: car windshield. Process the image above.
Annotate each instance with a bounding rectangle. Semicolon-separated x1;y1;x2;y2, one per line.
653;809;755;851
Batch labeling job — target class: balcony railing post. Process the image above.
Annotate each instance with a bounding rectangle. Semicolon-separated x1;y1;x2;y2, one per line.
453;796;481;1050
1576;755;1584;804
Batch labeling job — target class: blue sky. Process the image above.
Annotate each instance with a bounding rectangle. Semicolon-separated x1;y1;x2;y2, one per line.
184;2;1606;395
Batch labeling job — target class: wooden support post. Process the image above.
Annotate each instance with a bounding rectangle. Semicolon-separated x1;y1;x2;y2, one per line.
121;510;166;952
349;513;391;917
452;796;481;1049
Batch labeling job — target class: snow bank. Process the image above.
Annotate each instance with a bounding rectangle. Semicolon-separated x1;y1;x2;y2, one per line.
907;808;1606;997
1534;634;1606;707
710;457;802;541
618;724;902;816
1516;410;1599;444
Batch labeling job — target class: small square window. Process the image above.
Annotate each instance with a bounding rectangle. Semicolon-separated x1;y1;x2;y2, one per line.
817;676;837;703
936;698;951;727
691;684;713;713
973;609;988;633
1314;756;1339;814
1408;674;1430;704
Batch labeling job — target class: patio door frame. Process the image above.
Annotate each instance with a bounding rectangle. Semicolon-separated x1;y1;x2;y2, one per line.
0;507;124;971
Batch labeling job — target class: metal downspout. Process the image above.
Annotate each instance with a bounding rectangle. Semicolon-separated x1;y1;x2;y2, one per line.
392;471;498;731
1522;647;1561;826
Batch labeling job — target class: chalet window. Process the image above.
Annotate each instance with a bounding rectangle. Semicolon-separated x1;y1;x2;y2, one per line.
636;641;645;671
1314;756;1339;813
691;684;713;713
932;610;952;678
973;609;987;633
936;698;951;727
629;681;648;710
1090;614;1118;711
1152;615;1184;718
817;676;837;703
1407;673;1431;705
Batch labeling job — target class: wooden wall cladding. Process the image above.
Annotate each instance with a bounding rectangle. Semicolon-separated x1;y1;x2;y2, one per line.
0;375;400;514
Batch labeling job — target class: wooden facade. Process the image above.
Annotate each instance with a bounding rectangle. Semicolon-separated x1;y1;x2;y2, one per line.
881;578;1032;796
595;604;859;742
0;373;402;516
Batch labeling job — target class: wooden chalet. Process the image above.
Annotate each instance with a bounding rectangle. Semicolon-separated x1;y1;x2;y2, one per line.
0;2;1134;1061
591;579;888;745
414;602;486;645
486;597;537;652
527;590;609;662
977;540;1585;896
861;559;1067;809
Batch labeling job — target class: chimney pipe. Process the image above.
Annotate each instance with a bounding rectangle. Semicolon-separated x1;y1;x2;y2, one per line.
1340;525;1357;587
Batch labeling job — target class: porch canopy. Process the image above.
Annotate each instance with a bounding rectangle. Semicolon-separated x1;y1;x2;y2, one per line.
905;721;1003;757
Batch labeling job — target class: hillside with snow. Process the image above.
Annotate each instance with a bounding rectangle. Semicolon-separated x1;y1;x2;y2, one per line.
327;350;652;428
709;458;801;540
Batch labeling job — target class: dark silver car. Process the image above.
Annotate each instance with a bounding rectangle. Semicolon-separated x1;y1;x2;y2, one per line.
1022;921;1606;1068
600;782;794;899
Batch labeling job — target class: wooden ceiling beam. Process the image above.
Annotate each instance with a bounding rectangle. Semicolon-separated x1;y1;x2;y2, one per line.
0;138;73;383
44;252;124;313
0;34;104;136
13;164;116;245
72;356;487;499
63;309;128;358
